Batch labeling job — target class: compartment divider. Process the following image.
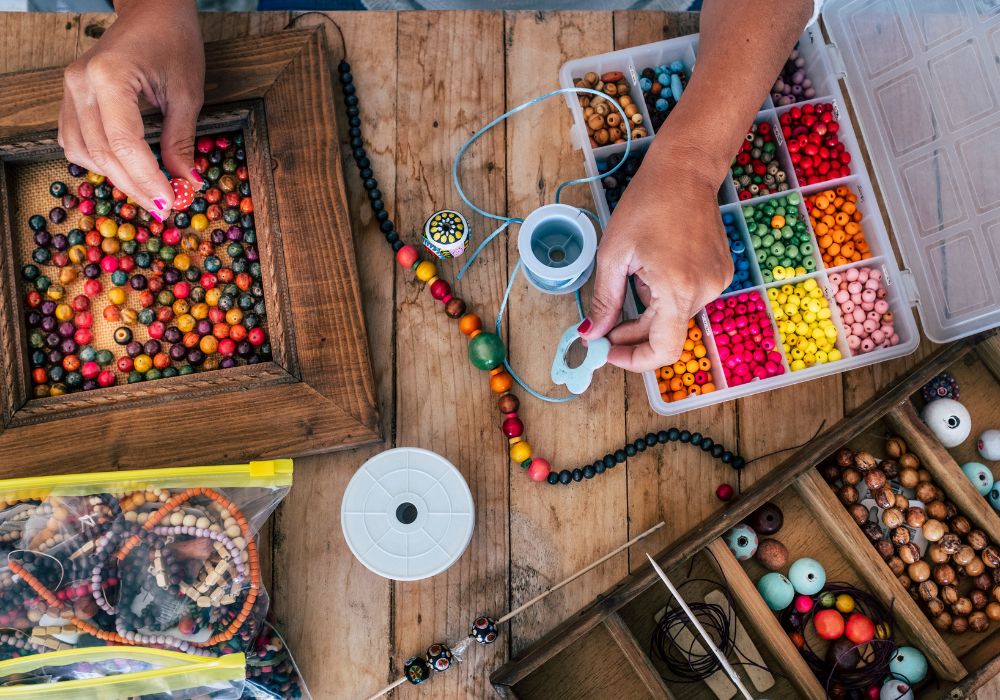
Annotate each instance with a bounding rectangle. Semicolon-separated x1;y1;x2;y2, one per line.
885;400;1000;544
603;612;675;700
705;539;828;699
793;469;967;682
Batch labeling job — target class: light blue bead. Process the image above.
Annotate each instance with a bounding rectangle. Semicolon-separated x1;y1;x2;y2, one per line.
889;646;928;684
639;77;652;92
724;524;758;561
880;679;914;700
656;72;670;86
660;87;672;100
655;64;667;74
757;572;794;611
671;74;684;100
962;462;994;496
670;59;685;72
655;98;669;112
989;485;1000;511
788;557;826;595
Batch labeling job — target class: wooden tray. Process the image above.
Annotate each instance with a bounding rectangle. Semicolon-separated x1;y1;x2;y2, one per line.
0;28;380;474
492;331;1000;699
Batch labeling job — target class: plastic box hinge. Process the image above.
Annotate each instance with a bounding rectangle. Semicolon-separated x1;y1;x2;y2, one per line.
825;41;848;80
892;268;921;307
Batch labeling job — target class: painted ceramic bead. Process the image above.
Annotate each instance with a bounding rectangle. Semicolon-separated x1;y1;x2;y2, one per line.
989;486;1000;512
426;643;453;672
962;462;994;496
788;557;826;595
468;332;505;370
724;524;758;561
471;616;498;644
170;178;195;211
403;656;430;685
746;502;783;535
979;430;1000;461
880;680;914;700
920;398;971;447
888;645;928;684
757;572;794;611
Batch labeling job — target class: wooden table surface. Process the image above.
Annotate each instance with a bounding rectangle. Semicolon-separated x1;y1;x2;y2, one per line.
6;9;988;700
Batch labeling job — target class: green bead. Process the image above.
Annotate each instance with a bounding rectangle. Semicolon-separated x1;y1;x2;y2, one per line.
468;332;505;371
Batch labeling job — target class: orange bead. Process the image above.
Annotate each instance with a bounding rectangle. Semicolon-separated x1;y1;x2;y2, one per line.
459;313;482;336
490;371;513;393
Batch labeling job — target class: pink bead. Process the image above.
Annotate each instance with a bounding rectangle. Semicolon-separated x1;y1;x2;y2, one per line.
717;346;730;360
846;267;859;282
858;268;869;283
527;458;551;482
794;594;814;613
81;361;100;379
861;301;875;312
891;333;900;345
864;278;880;290
841;301;855;313
863;319;878;333
852;308;865;323
870;268;882;280
835;290;849;303
880;323;894;335
871;330;885;345
396;245;419;268
848;334;861;350
829;273;842;285
848;281;862;294
752;366;767;379
100;256;118;273
860;338;875;352
867;311;880;322
851;322;864;336
874;300;889;314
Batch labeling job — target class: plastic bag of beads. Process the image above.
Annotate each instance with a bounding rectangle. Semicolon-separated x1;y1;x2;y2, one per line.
242;618;309;699
0;459;305;697
0;647;247;698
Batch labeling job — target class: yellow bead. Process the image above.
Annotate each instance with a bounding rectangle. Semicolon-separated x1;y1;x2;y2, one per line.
791;359;806;371
46;285;64;301
205;289;222;306
50;384;66;397
98;219;118;239
173;253;191;271
767;288;779;300
108;288;126;306
835;594;855;613
54;304;73;321
190;213;209;231
86;171;105;185
510;441;532;463
117;223;136;241
415;260;437;282
177;314;196;333
829;348;843;362
172;300;190;316
134;354;152;373
190;303;209;320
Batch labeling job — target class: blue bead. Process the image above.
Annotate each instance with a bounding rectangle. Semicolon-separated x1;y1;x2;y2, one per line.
724;524;758;561
639;77;652;92
655;98;669;112
731;240;746;254
757;572;794;611
671;74;684;100
670;60;685;72
788;558;826;595
722;212;734;224
889;646;928;684
657;72;670;86
962;462;994;496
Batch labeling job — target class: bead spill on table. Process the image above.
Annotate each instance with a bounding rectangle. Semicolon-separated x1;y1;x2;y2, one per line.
18;131;270;397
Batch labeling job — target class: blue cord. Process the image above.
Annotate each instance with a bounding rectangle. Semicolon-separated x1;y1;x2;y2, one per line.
451;87;633;402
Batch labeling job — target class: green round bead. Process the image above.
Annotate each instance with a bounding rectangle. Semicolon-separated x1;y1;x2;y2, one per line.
468;332;505;371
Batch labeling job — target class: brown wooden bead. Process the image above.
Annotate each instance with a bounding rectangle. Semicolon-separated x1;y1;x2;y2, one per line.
968;529;989;551
876;538;895;561
951;615;969;634
905;507;926;529
993;585;1000;603
882;459;900;479
908;560;931;583
987;602;1000;621
881;507;904;529
942;584;960;605
951;515;972;536
891;527;910;546
848;503;869;526
954;545;976;567
820;463;841;483
934;563;957;586
915;480;937;502
898;543;921;565
865;469;886;491
992;568;1000;584
835;448;854;468
445;297;467;318
969;611;990;633
946;501;958;519
754;539;788;571
931;610;952;631
923;519;947;542
917;468;932;482
874;485;895;509
927;500;949;521
838;485;860;506
927;597;946;616
498;393;519;414
853;451;877;472
898;468;919;489
971;589;989;610
897;574;911;589
863;521;883;542
940;533;962;555
983;546;1000;568
965;556;986;577
886;436;906;458
953;596;974;616
894;493;910;511
899;452;920;470
916;578;937;600
887;556;906;576
842;468;862;485
975;573;993;591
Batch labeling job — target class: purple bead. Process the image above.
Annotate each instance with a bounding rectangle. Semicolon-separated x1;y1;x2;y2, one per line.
84;263;101;279
82;379;99;391
25;310;41;327
143;339;161;356
49;207;67;224
60;338;77;354
196;319;212;336
163;326;182;344
33;230;51;247
47;349;63;365
211;228;227;245
125;341;142;358
68;163;86;177
58;321;76;338
62;194;79;209
245;246;259;263
40;316;57;333
187;348;205;365
164;268;181;285
51;234;68;251
226;225;243;242
45;333;60;348
220;357;236;369
40;300;57;316
130;275;148;290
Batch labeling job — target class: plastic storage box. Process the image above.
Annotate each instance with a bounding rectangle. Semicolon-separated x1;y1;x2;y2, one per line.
559;0;1000;416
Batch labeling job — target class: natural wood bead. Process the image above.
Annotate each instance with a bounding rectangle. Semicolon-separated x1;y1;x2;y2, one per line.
848;503;869;525
923;519;947;542
886;436;906;458
965;556;986;578
987;602;1000;621
876;538;895;561
874;485;894;509
954;545;976;567
898;543;921;565
942;584;960;605
838;485;859;506
820;463;842;483
917;578;937;600
863;521;883;542
865;469;886;491
940;533;962;555
953;596;974;616
925;542;947;562
909;560;931;583
882;507;904;529
975;573;993;591
853;451;877;472
934;563;957;586
918;468;932;482
887;556;906;576
927;597;946;616
835;448;854;467
881;459;900;480
915;481;937;502
993;585;1000;603
971;589;989;610
894;494;910;511
905;507;927;529
969;611;990;633
900;452;920;470
932;611;952;631
891;527;910;546
951;515;972;536
842;468;862;485
951;616;969;634
987;547;1000;569
968;530;989;551
897;574;911;589
898;468;919;489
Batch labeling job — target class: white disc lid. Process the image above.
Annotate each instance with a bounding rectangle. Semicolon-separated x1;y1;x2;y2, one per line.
340;447;475;581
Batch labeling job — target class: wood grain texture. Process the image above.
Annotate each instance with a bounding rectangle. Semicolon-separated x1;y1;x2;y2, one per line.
393;12;509;698
504;10;629;656
886;401;1000;545
707;539;827;700
794;468;967;682
604;611;674;700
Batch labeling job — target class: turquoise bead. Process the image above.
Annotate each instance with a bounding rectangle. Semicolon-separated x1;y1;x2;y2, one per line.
788;557;826;595
468;332;505;371
989;485;1000;511
888;646;927;684
724;524;758;561
962;462;994;496
757;572;794;611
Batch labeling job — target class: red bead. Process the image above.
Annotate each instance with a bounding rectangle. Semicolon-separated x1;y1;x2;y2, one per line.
396;245;419;268
248;328;266;347
430;279;450;301
81;361;100;380
173;282;191;299
170;178;195;211
502;416;524;438
97;370;116;388
716;484;734;501
527;458;551;482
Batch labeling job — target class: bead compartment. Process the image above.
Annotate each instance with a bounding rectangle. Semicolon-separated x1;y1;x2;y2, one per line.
561;28;920;415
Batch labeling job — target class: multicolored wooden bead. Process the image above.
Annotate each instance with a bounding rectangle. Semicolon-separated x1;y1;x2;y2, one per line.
723;524;758;561
426;643;453;672
170;178;195;211
403;655;431;685
471;616;498;644
422;210;469;259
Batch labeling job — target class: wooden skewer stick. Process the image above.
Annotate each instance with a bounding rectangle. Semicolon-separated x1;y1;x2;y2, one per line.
646;553;753;700
364;521;666;700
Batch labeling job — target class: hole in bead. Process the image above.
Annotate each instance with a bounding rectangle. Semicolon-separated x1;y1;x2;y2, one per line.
396;502;418;525
565;337;587;369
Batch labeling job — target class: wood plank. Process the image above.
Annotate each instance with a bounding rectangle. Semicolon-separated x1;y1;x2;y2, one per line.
886;401;1000;545
0;13;80;73
394;11;509;699
491;339;972;689
975;333;1000;385
267;12;396;700
706;539;827;700
794;468;967;682
604;611;674;700
503;10;630;656
703;589;774;693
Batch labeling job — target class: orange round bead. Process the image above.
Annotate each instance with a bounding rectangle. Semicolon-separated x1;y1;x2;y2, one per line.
489;371;513;394
459;313;482;336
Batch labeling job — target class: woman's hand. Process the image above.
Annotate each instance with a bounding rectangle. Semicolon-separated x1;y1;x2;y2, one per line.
579;142;733;372
58;0;205;220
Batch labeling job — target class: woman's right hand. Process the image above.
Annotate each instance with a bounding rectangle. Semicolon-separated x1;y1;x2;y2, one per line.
58;0;205;221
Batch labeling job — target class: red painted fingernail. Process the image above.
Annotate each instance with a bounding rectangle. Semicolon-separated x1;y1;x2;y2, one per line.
150;209;163;223
577;318;592;334
153;198;166;210
190;168;204;185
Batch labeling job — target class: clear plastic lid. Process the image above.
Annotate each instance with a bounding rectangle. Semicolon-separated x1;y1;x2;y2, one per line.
822;0;1000;342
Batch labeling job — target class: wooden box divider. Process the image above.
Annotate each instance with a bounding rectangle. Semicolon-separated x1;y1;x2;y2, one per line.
603;612;675;699
793;469;967;682
885;401;1000;545
706;539;828;699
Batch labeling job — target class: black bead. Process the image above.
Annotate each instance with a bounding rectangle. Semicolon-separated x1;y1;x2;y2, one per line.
583;465;595;479
625;444;637;457
603;455;615;469
391;240;404;252
350;136;364;149
385;232;400;244
679;430;691;443
338;60;351;74
657;430;669;443
732;456;746;470
614;449;626;463
667;428;680;441
547;472;559;485
645;433;657;447
379;220;394;233
558;470;572;485
339;71;353;83
371;199;385;212
375;209;389;222
349;117;362;128
345;95;359;106
595;461;606;474
690;432;702;446
347;106;360;117
572;469;583;482
368;188;382;201
722;451;733;464
634;438;647;452
701;437;714;452
712;444;724;458
349;127;362;138
352;147;366;160
364;178;378;191
343;83;356;96
359;167;373;179
357;156;371;169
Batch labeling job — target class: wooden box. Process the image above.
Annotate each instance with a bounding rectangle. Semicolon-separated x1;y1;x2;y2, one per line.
0;29;379;475
492;332;1000;699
